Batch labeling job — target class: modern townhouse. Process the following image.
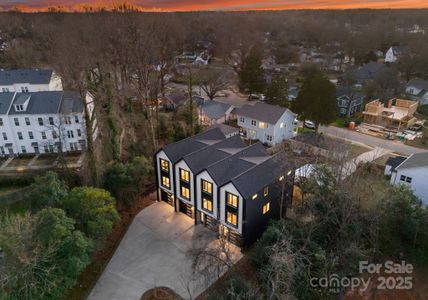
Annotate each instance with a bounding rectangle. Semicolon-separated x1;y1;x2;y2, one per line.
155;126;295;247
0;69;63;93
0;91;95;156
235;102;296;146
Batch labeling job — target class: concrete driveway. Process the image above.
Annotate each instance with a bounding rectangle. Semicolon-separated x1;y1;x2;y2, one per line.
88;201;242;300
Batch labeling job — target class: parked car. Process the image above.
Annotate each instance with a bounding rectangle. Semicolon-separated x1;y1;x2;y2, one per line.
248;93;266;101
304;120;316;129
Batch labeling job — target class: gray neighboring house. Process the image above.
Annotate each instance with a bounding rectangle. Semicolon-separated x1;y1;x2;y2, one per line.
336;88;364;117
406;79;428;105
163;92;186;111
235;102;296;146
385;46;409;63
387;152;428;206
348;62;387;87
197;100;234;125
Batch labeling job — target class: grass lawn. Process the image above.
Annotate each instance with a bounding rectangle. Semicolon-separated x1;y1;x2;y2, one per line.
297;127;314;134
330;117;347;128
346;142;372;159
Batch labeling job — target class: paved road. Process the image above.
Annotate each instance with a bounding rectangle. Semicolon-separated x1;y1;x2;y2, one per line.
320;126;427;156
89;201;242;300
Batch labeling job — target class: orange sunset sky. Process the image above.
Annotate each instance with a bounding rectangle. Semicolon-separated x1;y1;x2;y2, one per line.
1;0;428;11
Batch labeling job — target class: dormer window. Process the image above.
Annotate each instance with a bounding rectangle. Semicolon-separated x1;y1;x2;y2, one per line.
15;105;24;112
21;87;29;93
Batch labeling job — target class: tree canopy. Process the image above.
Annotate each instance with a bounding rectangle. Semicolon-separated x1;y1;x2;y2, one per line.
265;72;289;107
292;73;337;130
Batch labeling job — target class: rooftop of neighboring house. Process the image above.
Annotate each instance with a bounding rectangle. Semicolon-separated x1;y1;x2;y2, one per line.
165;92;186;106
0;69;53;86
390;45;409;55
200;100;233;120
386;156;408;172
0;93;15;114
336;87;364;101
395;152;428;170
5;91;84;116
235;102;294;125
354;62;387;81
161;127;227;164
206;124;239;137
407;78;428;92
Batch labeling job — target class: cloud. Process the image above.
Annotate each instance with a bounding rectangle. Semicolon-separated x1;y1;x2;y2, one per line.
1;0;428;11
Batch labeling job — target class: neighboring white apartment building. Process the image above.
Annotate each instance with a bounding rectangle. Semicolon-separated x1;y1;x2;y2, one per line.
235;102;296;146
387;152;428;205
0;69;63;93
0;91;95;156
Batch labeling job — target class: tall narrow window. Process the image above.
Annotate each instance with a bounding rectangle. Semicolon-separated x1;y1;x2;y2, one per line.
38;118;43;126
203;198;213;213
161;176;170;188
0;118;3;126
263;202;270;214
49;117;54;125
180;169;190;182
202;180;212;195
226;211;237;227
226;192;238;208
160;159;169;172
25;117;30;125
14;118;19;126
181;186;190;199
28;131;34;140
264;186;269;197
17;132;23;140
41;132;47;140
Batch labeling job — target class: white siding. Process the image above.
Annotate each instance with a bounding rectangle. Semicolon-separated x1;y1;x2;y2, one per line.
237;110;296;146
196;170;218;218
175;160;195;206
391;167;428;205
155;150;174;194
219;182;243;235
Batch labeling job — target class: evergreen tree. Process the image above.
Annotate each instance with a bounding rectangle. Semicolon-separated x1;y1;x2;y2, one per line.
238;48;266;95
266;72;289;107
292;73;337;131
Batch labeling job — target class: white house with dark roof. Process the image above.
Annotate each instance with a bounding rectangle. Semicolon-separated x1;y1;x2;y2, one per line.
0;91;94;156
0;69;62;93
406;79;428;105
385;46;409;63
155;126;295;247
235;102;296;146
388;152;428;205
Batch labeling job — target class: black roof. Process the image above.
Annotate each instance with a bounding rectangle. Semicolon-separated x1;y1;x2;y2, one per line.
386;156;407;172
162;127;227;164
232;152;293;199
206;143;269;187
0;69;53;85
182;135;246;174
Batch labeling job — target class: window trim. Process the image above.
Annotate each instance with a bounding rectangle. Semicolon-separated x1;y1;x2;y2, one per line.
202;180;213;195
202;197;213;213
180;168;190;183
161;176;170;188
226;192;238;208
226;211;238;227
180;186;190;199
160;159;169;172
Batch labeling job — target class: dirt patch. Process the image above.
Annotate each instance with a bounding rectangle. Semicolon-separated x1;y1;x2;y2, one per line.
141;287;183;300
7;157;33;167
64;189;157;300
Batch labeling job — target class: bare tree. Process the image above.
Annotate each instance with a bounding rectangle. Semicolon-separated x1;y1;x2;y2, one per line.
199;69;227;100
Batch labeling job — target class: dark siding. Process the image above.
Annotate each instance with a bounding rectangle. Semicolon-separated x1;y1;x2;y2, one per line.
242;175;294;247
